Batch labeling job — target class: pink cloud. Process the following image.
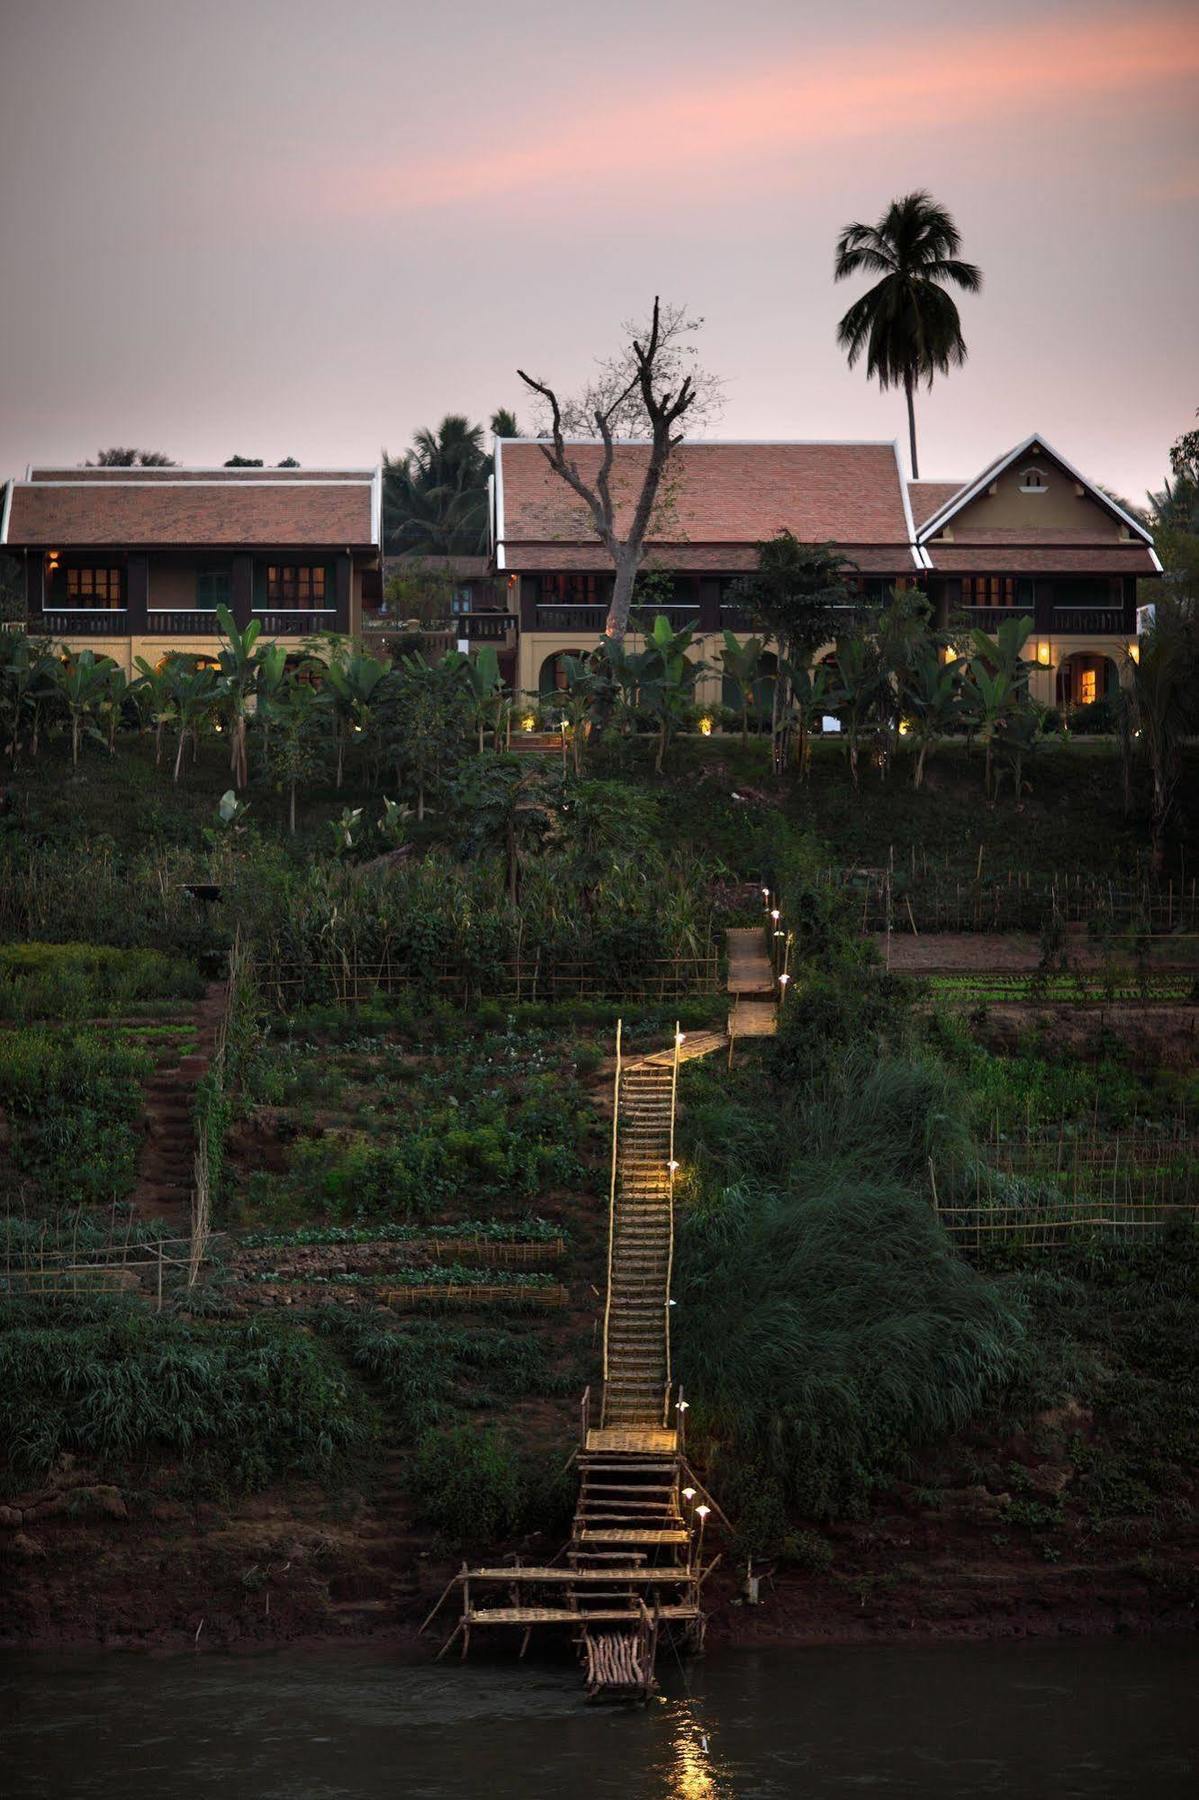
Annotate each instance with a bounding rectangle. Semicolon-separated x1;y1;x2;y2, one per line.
321;8;1199;216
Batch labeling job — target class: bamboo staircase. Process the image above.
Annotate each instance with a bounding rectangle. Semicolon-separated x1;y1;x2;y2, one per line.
429;935;773;1696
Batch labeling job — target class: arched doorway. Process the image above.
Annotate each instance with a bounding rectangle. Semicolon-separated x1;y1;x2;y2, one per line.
538;649;586;695
1056;652;1120;714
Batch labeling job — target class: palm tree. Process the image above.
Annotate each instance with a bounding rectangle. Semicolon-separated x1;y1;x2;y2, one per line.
383;415;490;556
834;192;982;478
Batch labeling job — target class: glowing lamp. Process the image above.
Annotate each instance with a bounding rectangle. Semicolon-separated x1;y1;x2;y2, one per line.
1127;642;1140;664
668;1159;680;1172
677;1399;689;1413
778;972;790;987
521;714;536;732
682;1487;697;1502
695;1505;711;1520
698;716;713;736
1036;640;1051;667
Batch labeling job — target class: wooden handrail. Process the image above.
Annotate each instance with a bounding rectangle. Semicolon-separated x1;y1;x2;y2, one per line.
600;1019;622;1410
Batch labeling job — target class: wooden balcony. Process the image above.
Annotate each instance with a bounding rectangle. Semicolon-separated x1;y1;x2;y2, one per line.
40;609;128;636
960;605;1035;633
1050;606;1125;635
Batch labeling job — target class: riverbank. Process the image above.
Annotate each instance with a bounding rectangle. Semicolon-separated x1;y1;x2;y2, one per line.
4;1459;1195;1655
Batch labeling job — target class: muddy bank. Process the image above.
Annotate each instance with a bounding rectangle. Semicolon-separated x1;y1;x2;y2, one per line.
4;1458;1195;1655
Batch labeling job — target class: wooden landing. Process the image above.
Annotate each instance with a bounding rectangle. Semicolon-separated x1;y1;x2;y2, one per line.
577;1528;689;1546
467;1605;697;1625
586;1427;677;1455
466;1566;691;1584
729;1000;778;1037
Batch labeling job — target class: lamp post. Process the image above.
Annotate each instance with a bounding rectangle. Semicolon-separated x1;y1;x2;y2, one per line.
695;1503;710;1565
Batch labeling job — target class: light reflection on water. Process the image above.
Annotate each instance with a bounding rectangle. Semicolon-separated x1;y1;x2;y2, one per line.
1;1638;1196;1799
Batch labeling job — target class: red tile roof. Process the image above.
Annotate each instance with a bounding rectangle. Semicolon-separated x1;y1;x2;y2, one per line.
924;546;1156;575
509;542;909;575
497;441;915;560
4;469;378;548
907;481;965;529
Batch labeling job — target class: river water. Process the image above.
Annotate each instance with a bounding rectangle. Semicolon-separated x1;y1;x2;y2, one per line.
2;1638;1195;1798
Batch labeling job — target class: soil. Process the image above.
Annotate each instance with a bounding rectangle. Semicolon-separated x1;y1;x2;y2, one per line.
877;931;1199;974
4;1438;1196;1654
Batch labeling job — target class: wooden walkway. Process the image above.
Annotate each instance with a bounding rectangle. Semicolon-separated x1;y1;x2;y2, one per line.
434;931;776;1696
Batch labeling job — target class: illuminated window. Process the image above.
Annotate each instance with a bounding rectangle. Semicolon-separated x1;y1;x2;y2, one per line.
265;565;327;608
65;566;123;608
961;576;1015;607
1079;668;1098;705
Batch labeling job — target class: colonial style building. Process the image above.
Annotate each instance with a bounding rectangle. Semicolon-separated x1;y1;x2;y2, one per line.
0;464;382;671
490;434;1159;711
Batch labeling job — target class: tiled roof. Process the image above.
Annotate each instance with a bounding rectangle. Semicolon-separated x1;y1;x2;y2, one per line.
907;481;965;529
497;441;914;553
4;470;379;548
510;543;910;574
924;546;1156;575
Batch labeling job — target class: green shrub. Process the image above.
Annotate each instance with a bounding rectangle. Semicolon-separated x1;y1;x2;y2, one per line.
0;1027;153;1209
0;941;203;1021
408;1424;526;1547
0;1300;374;1485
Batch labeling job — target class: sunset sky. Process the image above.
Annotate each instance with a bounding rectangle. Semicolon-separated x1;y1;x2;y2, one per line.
1;0;1196;503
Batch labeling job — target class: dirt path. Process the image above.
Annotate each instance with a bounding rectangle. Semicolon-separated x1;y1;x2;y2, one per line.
131;982;227;1233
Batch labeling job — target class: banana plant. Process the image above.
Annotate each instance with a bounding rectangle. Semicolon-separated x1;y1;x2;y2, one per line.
57;650;121;767
452;644;507;754
1;633;59;763
630;615;707;773
901;649;963;789
826;635;886;789
169;662;222;783
321;644;389;787
960;664;1017;802
788;657;831;781
718;629;769;745
214;603;264;790
132;656;181;767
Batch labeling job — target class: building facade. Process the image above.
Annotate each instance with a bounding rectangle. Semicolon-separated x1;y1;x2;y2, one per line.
0;464;383;671
490;434;1159;709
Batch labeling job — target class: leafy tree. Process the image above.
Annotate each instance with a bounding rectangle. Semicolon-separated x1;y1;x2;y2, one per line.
375;655;470;819
223;454;264;467
1125;596;1199;871
452;755;558;902
0;554;23;623
263;678;324;835
88;448;175;466
489;409;521;439
960;615;1034;801
734;534;854;771
0;634;59;763
834;191;981;476
319;639;390;787
277;456;301;468
826;634;887;789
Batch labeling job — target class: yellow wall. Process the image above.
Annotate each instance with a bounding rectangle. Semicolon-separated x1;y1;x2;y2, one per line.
939;454;1128;539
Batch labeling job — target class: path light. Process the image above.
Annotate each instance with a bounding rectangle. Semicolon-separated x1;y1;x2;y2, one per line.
668;1159;679;1173
682;1486;696;1503
698;716;713;736
778;971;790;1008
677;1399;689;1413
695;1503;711;1559
770;908;780;924
761;887;770;898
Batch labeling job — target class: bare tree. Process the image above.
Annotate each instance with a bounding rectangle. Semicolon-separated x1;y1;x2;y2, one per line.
517;298;715;643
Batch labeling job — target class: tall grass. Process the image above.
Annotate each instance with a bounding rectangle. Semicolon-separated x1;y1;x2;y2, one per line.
0;1298;373;1485
0;942;203;1021
674;1054;1025;1525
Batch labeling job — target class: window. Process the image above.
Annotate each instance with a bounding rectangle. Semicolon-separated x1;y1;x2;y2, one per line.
196;569;231;611
65;566;123;608
1079;668;1098;706
265;565;328;609
961;576;1015;607
538;573;604;607
1018;468;1048;493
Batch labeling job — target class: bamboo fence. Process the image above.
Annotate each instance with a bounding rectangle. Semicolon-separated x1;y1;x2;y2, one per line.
258;953;722;1010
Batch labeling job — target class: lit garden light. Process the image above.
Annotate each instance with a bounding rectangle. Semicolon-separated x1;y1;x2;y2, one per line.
778;971;791;1007
668;1159;680;1173
682;1486;697;1504
770;908;780;925
695;1503;711;1559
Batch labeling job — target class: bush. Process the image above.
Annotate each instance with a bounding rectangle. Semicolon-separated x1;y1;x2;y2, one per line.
0;1026;153;1209
408;1424;526;1547
0;1300;374;1485
0;941;203;1022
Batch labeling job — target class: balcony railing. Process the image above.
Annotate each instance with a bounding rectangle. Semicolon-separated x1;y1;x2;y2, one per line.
251;609;336;635
147;610;220;635
536;604;608;632
449;613;517;642
1051;606;1125;634
40;609;128;636
961;605;1035;633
